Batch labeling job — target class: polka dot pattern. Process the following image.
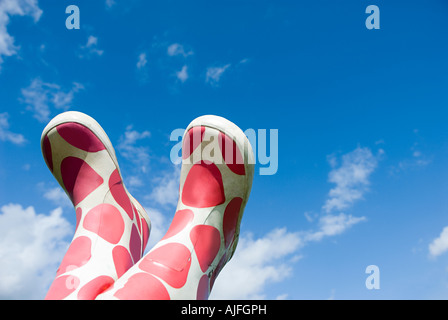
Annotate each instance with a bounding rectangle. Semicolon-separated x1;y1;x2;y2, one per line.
223;197;243;249
190;225;221;273
42;117;150;300
139;243;192;289
61;156;104;206
182;161;225;208
109;169;134;220
83;204;125;244
57;122;106;152
182;126;205;159
140;216;150;252
96;123;253;300
45;275;79;300
197;274;210;300
75;207;82;231
162;209;194;240
43;114;253;300
77;276;114;300
113;246;134;278
129;224;142;263
42;135;53;172
56;236;91;276
218;132;245;175
114;273;170;300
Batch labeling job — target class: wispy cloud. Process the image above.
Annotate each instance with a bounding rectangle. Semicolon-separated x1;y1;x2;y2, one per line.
79;35;104;59
167;43;193;58
213;146;376;299
105;0;116;8
212;211;367;299
143;206;168;252
323;147;380;213
125;175;144;188
117;125;151;173
42;186;72;208
135;42;193;84
390;130;432;174
204;59;247;86
211;228;303;299
146;165;180;207
135;51;150;83
176;65;188;83
395;142;432;173
136;52;147;69
20;78;84;122
0;0;42;71
167;43;192;83
140;41;249;87
396;156;431;172
206;64;231;85
0;113;26;145
305;213;366;242
429;227;448;258
0;203;72;299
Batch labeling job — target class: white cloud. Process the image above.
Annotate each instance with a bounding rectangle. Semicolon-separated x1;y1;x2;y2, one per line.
210;213;366;299
323;147;379;213
143;206;169;252
0;0;42;71
136;52;147;69
147;165;181;207
86;36;98;48
397;158;431;172
176;65;188;83
105;0;116;8
43;187;72;208
304;211;317;223
429;226;448;258
117;125;151;173
79;35;104;59
166;43;192;84
275;293;289;300
210;228;303;300
391;131;432;173
0;112;26;145
211;146;375;299
395;147;431;172
305;213;366;242
0;203;72;299
20;78;84;122
167;43;193;58
206;64;231;85
126;175;144;188
136;41;194;84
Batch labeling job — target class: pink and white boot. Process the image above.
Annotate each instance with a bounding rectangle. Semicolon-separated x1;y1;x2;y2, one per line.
97;115;255;300
41;111;151;300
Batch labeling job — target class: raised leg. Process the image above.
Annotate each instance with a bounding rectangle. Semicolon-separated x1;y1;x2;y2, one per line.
41;111;151;300
97;115;254;300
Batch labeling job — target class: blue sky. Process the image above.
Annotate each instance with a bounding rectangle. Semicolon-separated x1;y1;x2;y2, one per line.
0;0;448;299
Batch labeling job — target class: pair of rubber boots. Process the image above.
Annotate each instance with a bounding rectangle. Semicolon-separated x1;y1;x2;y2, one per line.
41;111;254;300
